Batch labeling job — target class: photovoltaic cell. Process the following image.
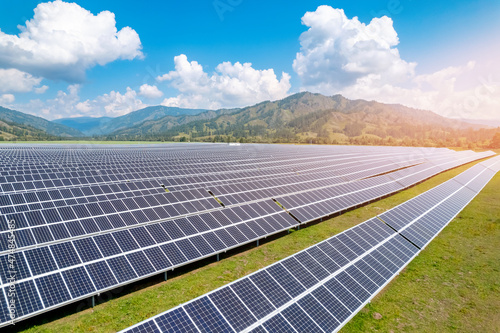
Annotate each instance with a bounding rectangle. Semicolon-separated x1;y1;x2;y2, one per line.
209;287;257;331
107;256;137;283
24;247;57;276
5;280;43;317
230;278;275;319
35;273;71;307
86;261;118;290
155;307;198;333
62;266;96;298
297;293;340;332
184;296;234;333
281;303;322;332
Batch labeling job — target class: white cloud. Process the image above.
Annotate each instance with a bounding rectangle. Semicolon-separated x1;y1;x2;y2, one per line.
39;84;81;118
0;68;44;93
0;0;143;82
293;6;500;120
75;100;92;114
15;85;146;119
293;6;416;94
13;85;80;118
87;87;146;117
0;94;15;104
158;54;291;109
138;84;163;99
34;85;49;94
414;61;475;92
337;61;500;121
72;87;146;118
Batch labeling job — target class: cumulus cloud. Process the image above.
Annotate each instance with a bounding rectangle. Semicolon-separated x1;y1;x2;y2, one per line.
414;61;476;92
0;94;15;105
158;54;291;109
0;0;143;82
40;84;81;118
336;60;500;120
138;84;163;99
34;85;49;94
293;6;500;120
15;85;146;119
0;68;44;93
82;87;146;117
293;6;416;93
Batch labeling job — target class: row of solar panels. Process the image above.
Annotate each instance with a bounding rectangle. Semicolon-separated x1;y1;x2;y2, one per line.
0;151;484;255
285;152;494;224
0;148;442;193
121;155;500;333
0;156;392;216
0;145;407;175
0;150;493;326
0;152;437;237
0;150;478;218
0;152;439;251
213;152;488;207
0;144;446;160
0;152;428;211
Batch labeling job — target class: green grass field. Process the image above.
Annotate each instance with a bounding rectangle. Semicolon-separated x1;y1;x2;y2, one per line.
13;159;500;333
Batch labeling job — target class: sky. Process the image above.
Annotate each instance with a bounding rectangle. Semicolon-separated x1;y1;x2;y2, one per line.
0;0;499;121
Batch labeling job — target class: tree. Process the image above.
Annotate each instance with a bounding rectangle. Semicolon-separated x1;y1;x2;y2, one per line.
490;132;500;148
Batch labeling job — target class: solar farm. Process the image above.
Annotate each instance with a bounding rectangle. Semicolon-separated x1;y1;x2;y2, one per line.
0;143;498;332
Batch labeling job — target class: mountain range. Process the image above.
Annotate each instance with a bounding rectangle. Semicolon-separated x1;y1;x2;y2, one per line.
0;93;497;146
108;93;492;145
53;106;207;135
0;106;83;137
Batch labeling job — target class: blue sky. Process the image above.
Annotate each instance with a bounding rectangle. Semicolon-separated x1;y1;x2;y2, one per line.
0;0;499;120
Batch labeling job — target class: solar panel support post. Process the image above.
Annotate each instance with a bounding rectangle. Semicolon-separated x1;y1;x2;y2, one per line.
217;253;220;261
256;239;259;246
91;296;95;308
164;271;168;281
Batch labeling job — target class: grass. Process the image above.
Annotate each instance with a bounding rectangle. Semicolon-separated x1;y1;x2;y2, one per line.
11;159;500;333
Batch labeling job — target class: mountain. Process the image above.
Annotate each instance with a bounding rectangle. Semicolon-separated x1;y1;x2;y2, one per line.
0;118;70;141
110;93;346;138
2;93;495;147
0;106;83;137
110;92;488;146
110;108;237;138
53;106;208;135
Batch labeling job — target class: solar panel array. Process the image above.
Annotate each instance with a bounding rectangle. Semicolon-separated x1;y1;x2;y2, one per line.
0;144;495;327
121;154;500;333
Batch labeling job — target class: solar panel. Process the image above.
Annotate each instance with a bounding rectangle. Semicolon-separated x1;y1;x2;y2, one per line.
120;154;500;333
